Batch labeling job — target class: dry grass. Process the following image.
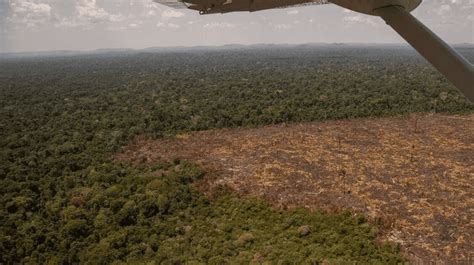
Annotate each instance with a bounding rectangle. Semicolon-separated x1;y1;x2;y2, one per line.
116;113;474;264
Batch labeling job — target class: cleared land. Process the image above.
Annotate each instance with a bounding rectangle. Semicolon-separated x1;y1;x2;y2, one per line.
117;113;474;264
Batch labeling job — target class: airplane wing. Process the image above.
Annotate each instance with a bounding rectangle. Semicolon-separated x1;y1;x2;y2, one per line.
155;0;189;9
154;0;329;14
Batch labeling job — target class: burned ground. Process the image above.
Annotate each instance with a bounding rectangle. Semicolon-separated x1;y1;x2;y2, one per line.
117;113;474;264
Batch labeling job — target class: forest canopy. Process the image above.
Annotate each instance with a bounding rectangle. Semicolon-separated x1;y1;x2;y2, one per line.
0;45;473;264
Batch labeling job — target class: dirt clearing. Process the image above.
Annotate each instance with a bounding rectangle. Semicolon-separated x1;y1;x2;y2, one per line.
116;113;473;264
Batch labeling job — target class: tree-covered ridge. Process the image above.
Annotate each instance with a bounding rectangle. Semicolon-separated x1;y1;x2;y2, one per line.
1;45;472;264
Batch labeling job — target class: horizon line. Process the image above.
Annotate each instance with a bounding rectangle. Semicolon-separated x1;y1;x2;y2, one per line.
2;42;473;56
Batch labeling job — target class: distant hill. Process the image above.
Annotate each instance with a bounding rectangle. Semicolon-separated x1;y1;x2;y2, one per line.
1;43;472;59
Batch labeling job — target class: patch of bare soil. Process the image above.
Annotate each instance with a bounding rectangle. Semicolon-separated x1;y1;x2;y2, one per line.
116;113;474;264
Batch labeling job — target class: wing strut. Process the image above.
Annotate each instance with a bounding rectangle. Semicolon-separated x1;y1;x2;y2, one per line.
375;5;474;102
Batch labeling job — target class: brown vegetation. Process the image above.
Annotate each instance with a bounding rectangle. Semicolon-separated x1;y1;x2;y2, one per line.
117;113;474;263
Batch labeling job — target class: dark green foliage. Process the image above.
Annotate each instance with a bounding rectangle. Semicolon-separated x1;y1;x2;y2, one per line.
1;45;472;264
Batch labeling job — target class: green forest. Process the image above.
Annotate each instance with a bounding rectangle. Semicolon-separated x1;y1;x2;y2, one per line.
1;45;473;264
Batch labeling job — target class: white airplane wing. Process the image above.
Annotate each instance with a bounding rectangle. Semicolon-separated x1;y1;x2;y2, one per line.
155;0;189;9
155;0;329;14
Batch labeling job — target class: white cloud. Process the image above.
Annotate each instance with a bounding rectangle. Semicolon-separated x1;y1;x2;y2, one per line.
436;4;452;15
287;10;299;15
77;0;125;23
161;10;185;19
203;22;234;29
76;0;110;23
156;22;180;28
274;24;291;30
11;1;51;14
167;23;179;28
3;0;473;52
147;9;157;16
413;0;473;28
8;0;52;29
54;0;125;29
54;17;81;28
343;15;378;27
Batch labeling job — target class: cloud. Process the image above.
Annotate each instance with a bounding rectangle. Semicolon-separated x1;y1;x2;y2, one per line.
151;7;185;30
3;0;473;51
203;22;235;29
147;9;158;16
274;24;291;30
156;22;180;29
161;10;185;19
54;0;125;29
8;0;52;29
436;4;452;15
414;0;473;26
129;22;141;28
76;0;110;23
11;1;51;14
343;14;378;27
76;0;125;23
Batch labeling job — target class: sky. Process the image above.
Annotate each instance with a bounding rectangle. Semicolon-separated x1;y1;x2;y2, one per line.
0;0;473;53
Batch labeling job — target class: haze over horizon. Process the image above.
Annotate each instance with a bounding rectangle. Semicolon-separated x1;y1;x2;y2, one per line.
1;42;471;54
1;0;473;53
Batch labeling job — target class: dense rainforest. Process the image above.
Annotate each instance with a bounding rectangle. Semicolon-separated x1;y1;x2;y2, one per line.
0;45;473;264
